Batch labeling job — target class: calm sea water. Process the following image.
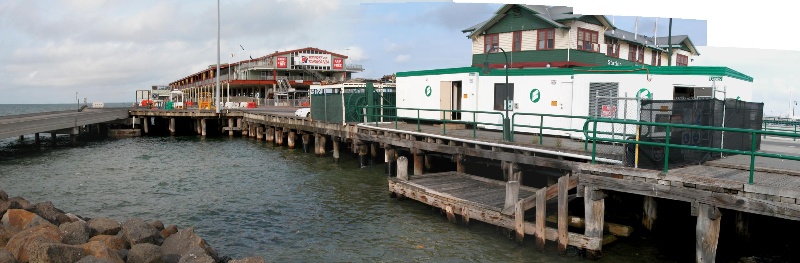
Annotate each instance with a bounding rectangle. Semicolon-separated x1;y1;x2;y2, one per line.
0;104;789;262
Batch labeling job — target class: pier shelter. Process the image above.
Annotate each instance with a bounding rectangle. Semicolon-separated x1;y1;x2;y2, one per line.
168;47;365;108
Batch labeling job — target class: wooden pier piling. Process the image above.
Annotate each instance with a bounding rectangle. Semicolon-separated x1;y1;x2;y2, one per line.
455;154;464;173
397;156;408;181
144;118;149;134
584;187;606;259
358;143;368;167
228;119;234;136
267;127;274;142
333;139;340;163
288;131;296;149
34;133;40;144
413;149;423;175
169;118;176;135
318;135;327;157
558;175;569;255
696;203;721;263
302;133;309;153
201;119;207;137
535;187;547;252
643;196;657;231
384;146;394;176
256;126;264;140
370;143;378;166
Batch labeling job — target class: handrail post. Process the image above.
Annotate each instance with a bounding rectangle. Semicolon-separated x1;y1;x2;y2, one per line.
591;120;598;164
443;110;447;135
417;109;421;132
664;126;671;174
749;132;757;185
473;112;477;138
511;113;515;142
539;115;544;145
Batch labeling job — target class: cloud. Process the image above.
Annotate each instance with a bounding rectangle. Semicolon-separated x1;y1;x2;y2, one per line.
395;54;410;62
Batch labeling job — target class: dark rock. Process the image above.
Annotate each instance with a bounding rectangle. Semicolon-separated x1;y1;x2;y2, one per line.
0;249;18;263
0;200;9;217
28;241;86;263
121;218;163;246
150;220;165;231
81;240;125;263
118;249;128;261
30;201;68;226
60;221;92;245
1;209;50;230
89;217;122;236
0;190;8;201
7;197;31;210
127;243;164;263
229;257;266;263
161;225;178;239
6;223;62;262
89;234;126;250
161;227;219;263
76;256;114;263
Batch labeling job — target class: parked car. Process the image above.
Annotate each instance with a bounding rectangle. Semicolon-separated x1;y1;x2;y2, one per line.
294;108;311;118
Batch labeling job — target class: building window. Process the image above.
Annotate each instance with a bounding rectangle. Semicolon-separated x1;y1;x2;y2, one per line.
484;34;499;53
537;29;555;50
677;54;689;66
651;50;662;66
512;31;522;52
494;83;514;111
628;45;644;63
577;28;599;51
606;38;619;57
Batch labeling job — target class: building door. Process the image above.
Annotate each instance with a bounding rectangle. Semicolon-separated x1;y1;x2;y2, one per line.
452;81;462;120
560;82;573;116
440;81;453;120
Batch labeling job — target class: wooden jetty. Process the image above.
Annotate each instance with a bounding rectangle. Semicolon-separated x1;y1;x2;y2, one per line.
4;106;799;262
0;108;131;144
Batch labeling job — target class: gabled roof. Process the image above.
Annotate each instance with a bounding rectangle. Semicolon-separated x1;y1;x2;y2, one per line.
605;29;699;55
463;4;615;39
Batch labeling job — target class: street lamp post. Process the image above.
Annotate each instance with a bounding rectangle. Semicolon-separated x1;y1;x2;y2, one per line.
482;47;511;141
215;0;221;113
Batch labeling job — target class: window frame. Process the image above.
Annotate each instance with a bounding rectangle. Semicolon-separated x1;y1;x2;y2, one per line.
606;38;619;58
537;29;555;50
577;27;599;52
677;54;689;66
512;31;522;52
484;33;499;53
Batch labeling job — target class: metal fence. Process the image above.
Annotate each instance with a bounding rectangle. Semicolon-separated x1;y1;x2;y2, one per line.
631;98;764;169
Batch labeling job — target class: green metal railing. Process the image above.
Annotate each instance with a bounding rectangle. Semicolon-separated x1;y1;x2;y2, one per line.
510;112;626;150
358;105;506;139
584;118;800;185
763;119;799;141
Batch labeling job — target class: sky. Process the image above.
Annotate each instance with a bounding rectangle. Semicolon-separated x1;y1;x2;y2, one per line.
0;0;797;116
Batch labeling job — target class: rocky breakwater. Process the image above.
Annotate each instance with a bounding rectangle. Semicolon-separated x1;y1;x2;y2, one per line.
0;190;264;263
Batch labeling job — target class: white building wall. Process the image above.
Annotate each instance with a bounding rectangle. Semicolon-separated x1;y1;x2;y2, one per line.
521;30;537;51
499;32;513;52
395;72;480;122
472;36;485;55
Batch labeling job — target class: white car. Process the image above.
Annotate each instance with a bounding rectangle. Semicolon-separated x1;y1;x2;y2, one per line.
294;108;311;118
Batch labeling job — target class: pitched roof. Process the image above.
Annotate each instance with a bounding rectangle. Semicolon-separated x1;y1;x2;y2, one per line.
462;4;614;38
605;29;699;55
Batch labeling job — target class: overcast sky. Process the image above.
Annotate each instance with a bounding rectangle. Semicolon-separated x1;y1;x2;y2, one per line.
0;0;797;116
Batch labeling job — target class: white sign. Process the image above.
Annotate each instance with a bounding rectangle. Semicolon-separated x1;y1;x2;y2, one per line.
296;53;331;67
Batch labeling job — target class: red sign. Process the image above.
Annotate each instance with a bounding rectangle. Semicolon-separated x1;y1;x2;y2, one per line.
277;57;287;68
601;105;617;117
333;58;343;69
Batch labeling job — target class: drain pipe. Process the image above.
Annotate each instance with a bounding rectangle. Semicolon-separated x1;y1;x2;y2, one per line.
356;123;623;164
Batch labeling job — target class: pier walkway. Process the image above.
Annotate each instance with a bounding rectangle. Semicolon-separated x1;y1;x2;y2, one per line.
0;108;131;140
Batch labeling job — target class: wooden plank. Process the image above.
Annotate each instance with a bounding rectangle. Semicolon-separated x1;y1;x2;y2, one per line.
545;215;633;237
521;175;578;211
744;184;800;200
558;175;569;255
535;187;546;252
580;163;745;191
503;181;520;215
579;174;800;221
584;187;604;257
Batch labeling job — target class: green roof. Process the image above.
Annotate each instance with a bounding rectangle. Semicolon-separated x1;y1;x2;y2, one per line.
396;66;754;82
